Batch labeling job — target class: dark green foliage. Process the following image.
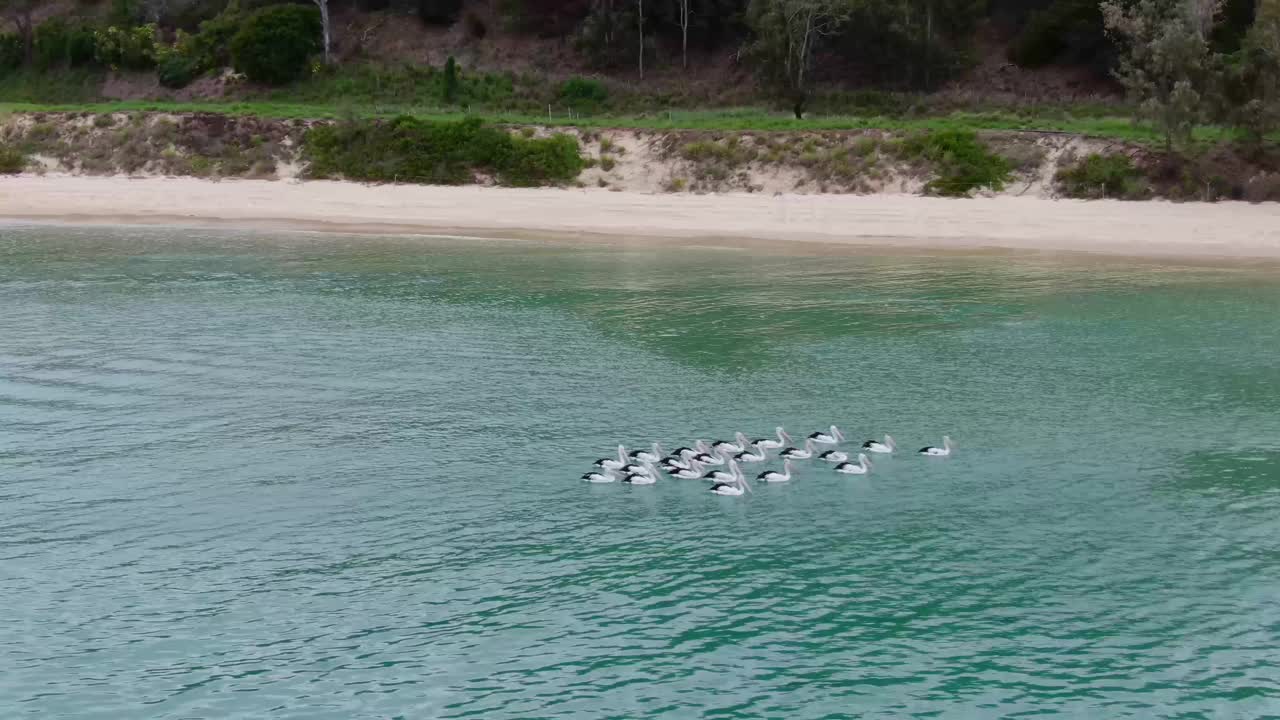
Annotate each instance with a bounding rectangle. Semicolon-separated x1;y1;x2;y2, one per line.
0;144;26;173
304;116;584;186
1054;153;1148;198
189;8;244;71
231;4;321;85
0;33;23;72
419;0;463;25
560;76;608;110
66;25;96;66
1007;0;1119;77
33;19;70;69
157;51;199;88
94;25;158;70
895;130;1011;196
442;55;458;103
109;0;143;26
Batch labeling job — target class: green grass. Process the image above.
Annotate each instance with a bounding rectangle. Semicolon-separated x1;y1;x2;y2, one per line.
0;99;1199;142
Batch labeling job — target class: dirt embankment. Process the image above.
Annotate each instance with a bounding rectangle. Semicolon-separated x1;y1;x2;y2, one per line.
2;111;1277;203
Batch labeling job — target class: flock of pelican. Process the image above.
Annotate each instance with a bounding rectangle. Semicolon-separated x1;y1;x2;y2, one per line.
581;426;954;496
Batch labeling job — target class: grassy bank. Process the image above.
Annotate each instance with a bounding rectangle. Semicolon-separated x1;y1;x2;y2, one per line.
0;99;1240;145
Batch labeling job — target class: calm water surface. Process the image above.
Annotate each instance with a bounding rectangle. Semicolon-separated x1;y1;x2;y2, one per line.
2;225;1280;719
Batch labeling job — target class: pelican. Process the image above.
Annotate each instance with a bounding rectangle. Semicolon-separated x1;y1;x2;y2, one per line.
919;436;954;457
834;453;872;474
702;464;738;483
818;449;848;463
779;439;816;460
669;462;705;479
757;459;794;483
808;426;844;445
710;461;752;496
629;442;664;463
620;462;652;476
735;444;768;463
751;427;791;450
661;455;695;471
581;470;616;483
670;446;698;460
691;444;725;466
622;471;657;484
863;435;896;454
593;445;628;470
711;432;749;454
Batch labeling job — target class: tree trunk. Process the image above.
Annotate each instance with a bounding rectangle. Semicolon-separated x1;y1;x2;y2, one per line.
924;0;933;89
680;0;689;69
314;0;332;64
637;0;644;80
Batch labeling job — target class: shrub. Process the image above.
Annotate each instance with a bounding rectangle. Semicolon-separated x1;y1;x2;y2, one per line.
442;55;458;103
231;4;321;86
189;8;243;70
94;25;158;70
157;51;199;88
304;116;583;186
0;33;22;72
419;0;462;25
896;130;1011;197
560;76;608;110
1055;153;1149;199
34;19;70;69
67;25;97;67
0;145;27;174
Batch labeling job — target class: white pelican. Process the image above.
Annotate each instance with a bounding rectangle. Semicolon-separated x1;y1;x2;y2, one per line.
661;455;695;471
581;470;616;483
622;472;657;484
702;465;737;483
818;449;848;463
751;427;791;450
863;435;896;454
620;462;654;476
669;462;705;479
710;461;752;496
834;453;872;474
629;442;664;463
919;436;954;456
670;446;698;460
711;432;749;454
593;445;628;470
757;459;794;483
808;426;844;445
779;439;816;460
691;445;725;466
735;445;768;463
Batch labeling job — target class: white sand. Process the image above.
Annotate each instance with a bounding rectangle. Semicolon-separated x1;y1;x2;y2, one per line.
2;175;1279;259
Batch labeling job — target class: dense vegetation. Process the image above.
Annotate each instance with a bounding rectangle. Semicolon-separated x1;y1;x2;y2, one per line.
0;0;1277;196
304;116;584;185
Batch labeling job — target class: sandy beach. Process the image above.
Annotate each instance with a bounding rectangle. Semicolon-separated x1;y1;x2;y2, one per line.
2;175;1279;259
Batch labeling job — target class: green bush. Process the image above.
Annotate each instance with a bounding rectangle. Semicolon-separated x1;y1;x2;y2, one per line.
0;144;27;174
560;76;608;109
304;116;583;186
94;25;158;70
34;19;70;69
1055;153;1148;199
231;4;321;85
0;32;24;71
157;51;199;88
67;25;97;67
189;8;243;70
896;130;1011;197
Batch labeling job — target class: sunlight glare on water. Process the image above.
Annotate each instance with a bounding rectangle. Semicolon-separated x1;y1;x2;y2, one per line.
2;225;1279;718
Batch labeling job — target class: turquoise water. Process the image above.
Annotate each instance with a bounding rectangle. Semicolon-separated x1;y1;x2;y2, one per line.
3;225;1280;719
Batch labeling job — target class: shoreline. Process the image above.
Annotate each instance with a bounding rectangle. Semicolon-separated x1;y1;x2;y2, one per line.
3;175;1280;260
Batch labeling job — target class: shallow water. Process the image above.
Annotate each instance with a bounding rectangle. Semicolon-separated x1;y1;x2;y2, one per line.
3;225;1280;719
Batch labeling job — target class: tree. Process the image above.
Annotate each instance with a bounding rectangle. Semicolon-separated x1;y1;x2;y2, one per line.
678;0;691;68
1222;0;1280;144
1102;0;1222;151
0;0;37;65
314;0;330;64
230;4;321;85
637;0;643;79
747;0;851;118
443;55;459;103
